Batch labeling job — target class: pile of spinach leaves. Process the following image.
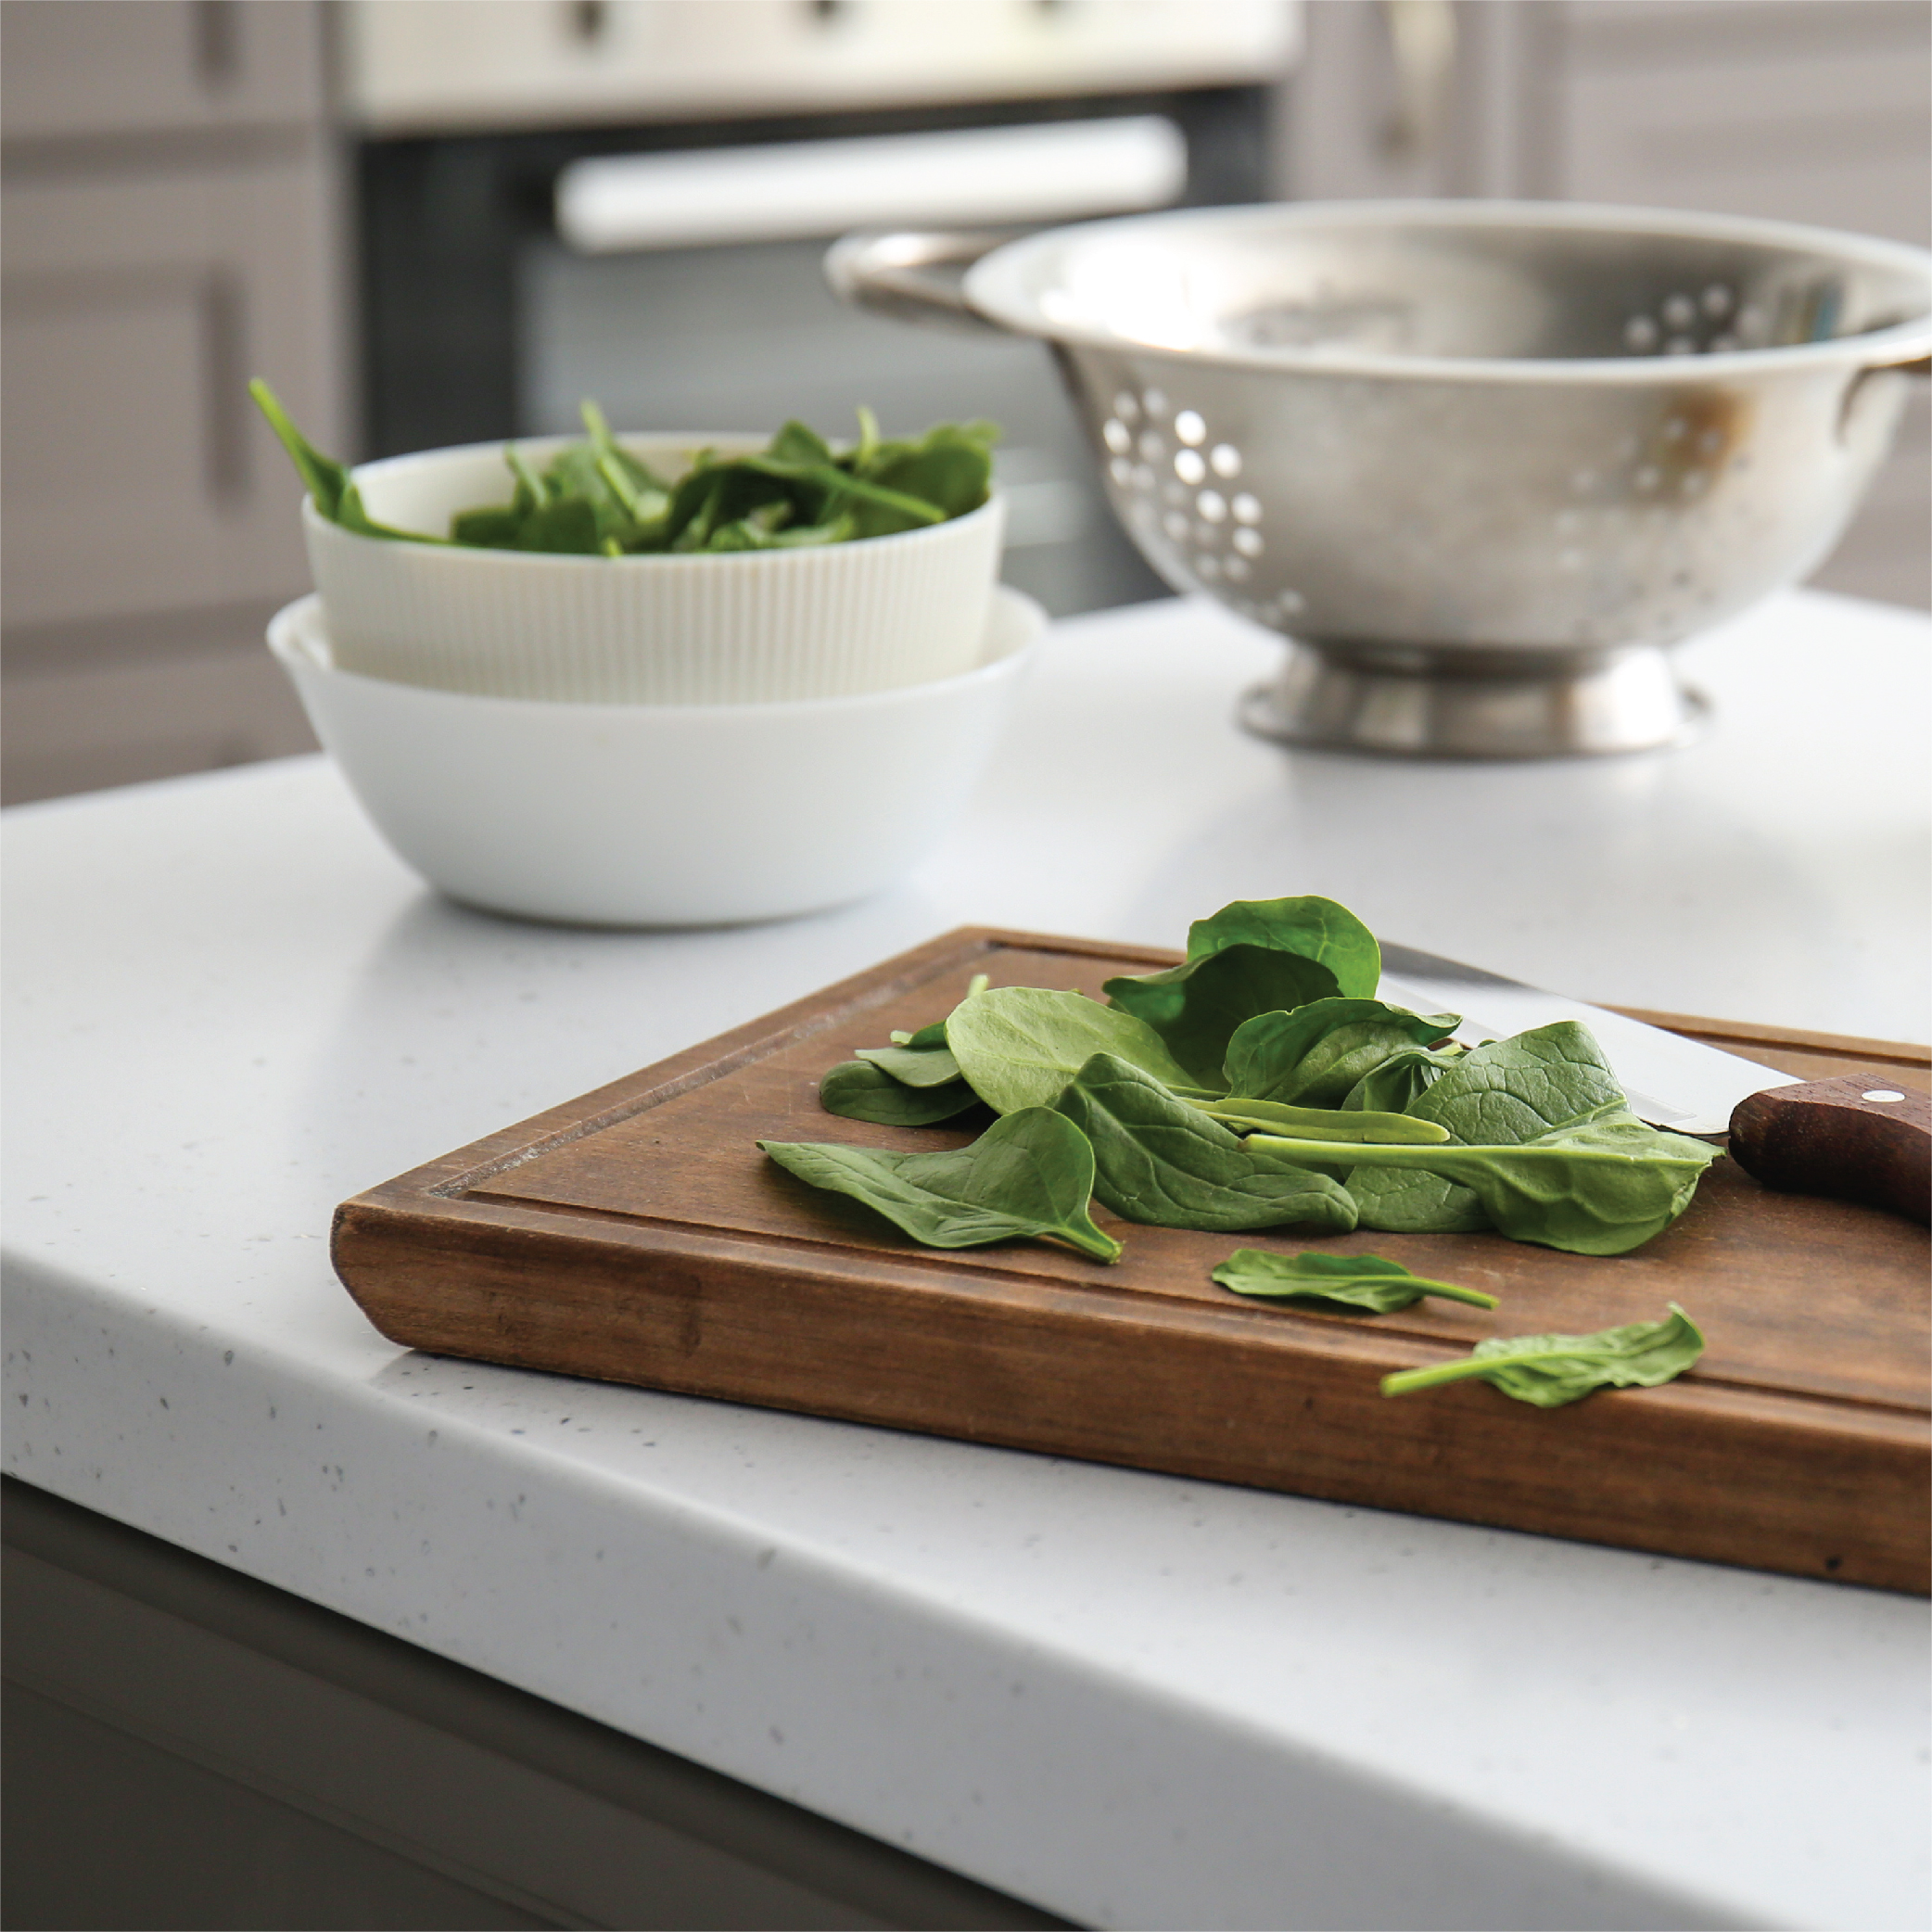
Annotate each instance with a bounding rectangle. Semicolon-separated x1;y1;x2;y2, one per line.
760;894;1721;1261
250;381;997;557
757;894;1718;1409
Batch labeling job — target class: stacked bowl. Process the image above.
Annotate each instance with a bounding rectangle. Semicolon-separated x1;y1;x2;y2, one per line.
270;434;1033;926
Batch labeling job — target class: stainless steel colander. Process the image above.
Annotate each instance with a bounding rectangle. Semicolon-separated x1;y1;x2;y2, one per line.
829;202;1931;757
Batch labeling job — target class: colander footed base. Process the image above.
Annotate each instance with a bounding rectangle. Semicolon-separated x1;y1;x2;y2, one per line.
1239;641;1709;760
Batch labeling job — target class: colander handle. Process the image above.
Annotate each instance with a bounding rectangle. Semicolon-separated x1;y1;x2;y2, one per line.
1837;347;1931;442
823;229;1020;337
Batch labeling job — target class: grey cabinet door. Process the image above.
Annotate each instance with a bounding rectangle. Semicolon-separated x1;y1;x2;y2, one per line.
0;0;322;139
2;157;341;630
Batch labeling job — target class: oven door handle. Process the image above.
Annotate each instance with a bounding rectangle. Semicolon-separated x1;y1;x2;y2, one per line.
824;229;1022;338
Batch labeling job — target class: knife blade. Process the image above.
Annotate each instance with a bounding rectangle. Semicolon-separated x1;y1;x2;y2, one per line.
1375;941;1800;1137
1376;942;1930;1224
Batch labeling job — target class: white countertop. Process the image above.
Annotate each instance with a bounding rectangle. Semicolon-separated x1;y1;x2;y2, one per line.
6;590;1929;1932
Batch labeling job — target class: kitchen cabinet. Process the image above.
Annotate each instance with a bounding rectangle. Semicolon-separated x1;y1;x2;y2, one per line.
4;1480;1056;1931
0;0;344;805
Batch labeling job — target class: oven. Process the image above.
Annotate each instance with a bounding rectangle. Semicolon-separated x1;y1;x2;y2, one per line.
341;0;1298;615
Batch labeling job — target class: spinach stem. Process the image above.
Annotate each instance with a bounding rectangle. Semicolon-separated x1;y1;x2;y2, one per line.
1058;1223;1125;1264
1383;1348;1594;1396
1400;1279;1500;1309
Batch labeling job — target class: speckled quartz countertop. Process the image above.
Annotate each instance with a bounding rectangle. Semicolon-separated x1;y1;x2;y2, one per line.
6;590;1929;1932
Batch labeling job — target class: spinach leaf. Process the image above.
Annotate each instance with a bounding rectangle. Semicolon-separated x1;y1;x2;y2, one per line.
1342;1043;1469;1114
1250;1108;1722;1255
849;420;998;533
512;495;601;554
760;1109;1121;1262
1199;1098;1449;1144
1342;1021;1632;1235
945;986;1196;1115
449;504;527;549
1336;1159;1490;1235
818;1061;984;1127
1408;1020;1626;1140
1212;1250;1498;1312
765;419;837;468
1381;1304;1705;1405
1101;944;1341;1087
250;381;440;544
1223;998;1461;1107
857;1043;962;1087
1051;1055;1358;1234
249;378;348;519
582;399;669;510
1185;896;1381;999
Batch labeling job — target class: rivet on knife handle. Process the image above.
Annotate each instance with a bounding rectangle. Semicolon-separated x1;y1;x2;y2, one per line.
1727;1076;1931;1225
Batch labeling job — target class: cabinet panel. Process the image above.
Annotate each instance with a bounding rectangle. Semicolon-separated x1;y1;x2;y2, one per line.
0;638;321;808
1;159;340;630
0;0;321;140
1558;41;1930;244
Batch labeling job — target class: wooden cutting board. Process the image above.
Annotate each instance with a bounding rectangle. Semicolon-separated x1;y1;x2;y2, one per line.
333;928;1931;1595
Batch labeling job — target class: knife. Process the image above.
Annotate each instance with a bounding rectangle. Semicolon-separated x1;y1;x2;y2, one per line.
1378;942;1930;1224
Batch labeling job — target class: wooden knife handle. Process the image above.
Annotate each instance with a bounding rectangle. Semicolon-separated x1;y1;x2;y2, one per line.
1728;1076;1930;1224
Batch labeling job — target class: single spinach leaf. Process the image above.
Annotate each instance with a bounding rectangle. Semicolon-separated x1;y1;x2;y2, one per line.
857;1043;962;1087
852;403;882;466
1338;1158;1492;1235
449;504;526;548
1186;896;1381;999
1051;1055;1358;1234
946;986;1196;1115
1342;1043;1468;1114
1381;1304;1705;1405
1101;944;1341;1087
1343;1021;1631;1235
1409;1020;1626;1141
1212;1250;1497;1312
760;1109;1121;1262
504;442;548;512
1251;1107;1722;1255
1200;1098;1449;1144
512;494;601;554
1223;998;1460;1107
250;378;348;518
251;383;443;543
818;1061;984;1126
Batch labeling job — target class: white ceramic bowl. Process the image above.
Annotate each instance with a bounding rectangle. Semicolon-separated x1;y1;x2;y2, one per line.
269;586;1042;927
304;435;1005;703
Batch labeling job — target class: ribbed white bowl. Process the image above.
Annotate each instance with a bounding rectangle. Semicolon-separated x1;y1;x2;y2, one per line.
268;587;1043;927
304;435;1005;703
